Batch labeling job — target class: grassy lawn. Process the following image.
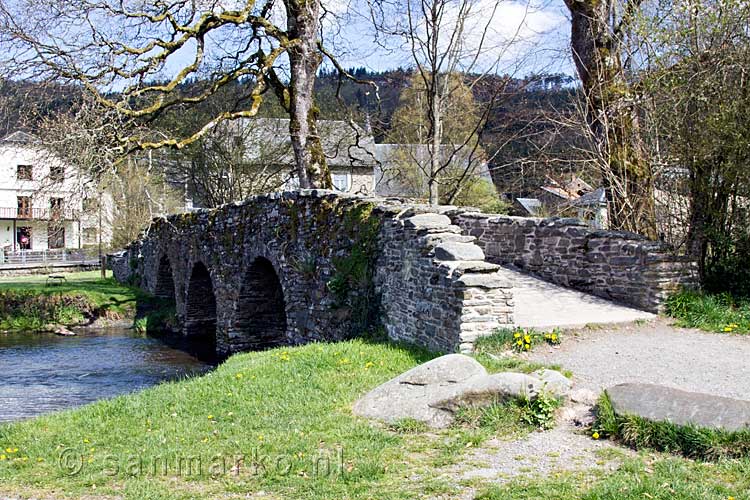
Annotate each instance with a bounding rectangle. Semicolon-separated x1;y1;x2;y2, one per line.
1;338;749;499
474;454;750;499
0;340;492;499
666;289;750;334
0;271;146;330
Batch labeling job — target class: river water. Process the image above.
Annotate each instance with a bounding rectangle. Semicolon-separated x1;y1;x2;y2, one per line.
0;328;215;422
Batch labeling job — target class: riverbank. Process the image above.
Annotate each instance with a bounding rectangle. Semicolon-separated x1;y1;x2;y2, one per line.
0;339;748;500
0;271;155;332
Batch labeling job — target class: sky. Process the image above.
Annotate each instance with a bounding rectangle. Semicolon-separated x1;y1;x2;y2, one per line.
320;0;574;77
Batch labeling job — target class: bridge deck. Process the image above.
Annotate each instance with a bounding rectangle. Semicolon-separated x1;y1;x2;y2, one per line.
498;267;656;329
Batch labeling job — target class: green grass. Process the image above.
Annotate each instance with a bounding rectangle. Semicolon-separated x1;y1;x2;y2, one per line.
474;327;562;354
666;289;750;334
0;271;154;331
0;339;547;500
475;454;750;499
594;392;750;461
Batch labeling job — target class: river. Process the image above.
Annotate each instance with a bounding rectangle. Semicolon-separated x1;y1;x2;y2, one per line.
0;327;215;422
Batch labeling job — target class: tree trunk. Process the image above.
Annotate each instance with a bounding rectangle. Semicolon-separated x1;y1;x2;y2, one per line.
428;90;442;204
565;0;657;238
285;0;331;189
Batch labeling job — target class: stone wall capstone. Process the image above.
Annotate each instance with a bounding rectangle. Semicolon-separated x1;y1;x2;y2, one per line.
448;211;698;312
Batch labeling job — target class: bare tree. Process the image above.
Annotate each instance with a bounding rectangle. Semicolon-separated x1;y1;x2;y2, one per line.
166;119;295;207
0;0;336;188
368;0;540;205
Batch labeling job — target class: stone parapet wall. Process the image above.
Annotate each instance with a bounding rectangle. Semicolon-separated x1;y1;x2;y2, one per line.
449;212;698;312
375;212;513;353
110;191;514;355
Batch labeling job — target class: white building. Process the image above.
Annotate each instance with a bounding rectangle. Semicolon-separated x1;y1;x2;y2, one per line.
0;131;109;252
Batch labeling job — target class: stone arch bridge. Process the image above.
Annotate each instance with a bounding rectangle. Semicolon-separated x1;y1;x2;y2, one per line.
111;190;696;357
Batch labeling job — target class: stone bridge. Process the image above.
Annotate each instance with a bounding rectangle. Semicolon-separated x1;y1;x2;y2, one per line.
111;190;696;357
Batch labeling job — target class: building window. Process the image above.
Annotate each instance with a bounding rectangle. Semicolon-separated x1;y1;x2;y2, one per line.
50;197;64;219
17;165;33;181
17;196;31;218
50;164;64;182
48;223;65;249
332;172;351;192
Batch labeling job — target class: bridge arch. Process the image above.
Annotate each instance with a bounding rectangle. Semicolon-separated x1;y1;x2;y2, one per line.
154;254;175;299
185;261;217;352
231;256;288;351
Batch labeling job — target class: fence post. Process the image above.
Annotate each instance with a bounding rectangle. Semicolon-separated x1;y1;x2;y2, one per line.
100;255;107;278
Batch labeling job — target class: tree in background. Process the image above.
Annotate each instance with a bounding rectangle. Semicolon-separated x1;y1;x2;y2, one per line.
637;0;750;293
564;0;657;238
369;0;521;205
106;159;183;249
0;0;335;188
386;71;503;209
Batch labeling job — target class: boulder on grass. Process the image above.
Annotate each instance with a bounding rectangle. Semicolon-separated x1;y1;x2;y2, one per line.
353;354;572;428
352;354;487;428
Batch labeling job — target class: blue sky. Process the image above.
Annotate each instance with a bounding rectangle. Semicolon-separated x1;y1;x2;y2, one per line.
319;0;574;77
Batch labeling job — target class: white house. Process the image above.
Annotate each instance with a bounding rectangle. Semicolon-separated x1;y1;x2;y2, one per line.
0;131;110;252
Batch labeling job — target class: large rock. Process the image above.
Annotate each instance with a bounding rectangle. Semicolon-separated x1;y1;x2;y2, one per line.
352;354;487;428
353;355;571;428
534;369;573;396
606;383;750;432
403;213;452;231
432;372;543;412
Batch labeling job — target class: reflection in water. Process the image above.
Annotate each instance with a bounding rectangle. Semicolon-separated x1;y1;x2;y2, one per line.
0;328;214;422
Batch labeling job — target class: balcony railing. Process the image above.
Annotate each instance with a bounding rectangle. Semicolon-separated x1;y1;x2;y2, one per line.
0;248;91;266
0;207;78;220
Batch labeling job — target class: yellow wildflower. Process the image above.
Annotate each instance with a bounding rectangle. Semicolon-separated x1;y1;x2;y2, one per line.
236;373;244;379
514;332;521;339
592;432;600;440
524;344;531;350
364;361;375;369
0;455;5;461
207;415;214;420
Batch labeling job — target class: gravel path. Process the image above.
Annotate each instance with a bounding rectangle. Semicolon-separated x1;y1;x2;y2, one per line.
527;318;750;401
446;318;750;491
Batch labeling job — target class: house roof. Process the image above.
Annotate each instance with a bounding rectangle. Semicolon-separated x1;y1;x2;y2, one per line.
0;131;40;144
515;197;542;216
572;187;607;207
231;118;377;168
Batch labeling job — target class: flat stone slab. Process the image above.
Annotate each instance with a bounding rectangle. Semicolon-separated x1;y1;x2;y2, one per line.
434;242;485;261
606;383;750;432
